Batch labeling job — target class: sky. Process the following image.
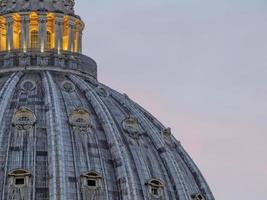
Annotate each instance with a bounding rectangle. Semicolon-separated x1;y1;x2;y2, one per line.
76;1;267;199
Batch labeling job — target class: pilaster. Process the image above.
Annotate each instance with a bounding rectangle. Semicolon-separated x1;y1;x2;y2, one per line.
54;14;64;53
5;15;14;51
20;13;30;52
68;17;76;52
38;13;47;52
75;22;83;53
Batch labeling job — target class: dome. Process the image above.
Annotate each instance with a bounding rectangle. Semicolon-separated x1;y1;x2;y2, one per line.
0;1;215;200
0;70;214;200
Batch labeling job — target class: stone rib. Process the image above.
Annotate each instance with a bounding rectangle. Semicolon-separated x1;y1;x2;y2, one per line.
0;72;23;199
42;72;67;200
69;75;138;200
111;91;192;200
175;142;215;200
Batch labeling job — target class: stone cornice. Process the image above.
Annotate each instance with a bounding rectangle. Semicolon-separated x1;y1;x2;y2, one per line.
0;50;97;79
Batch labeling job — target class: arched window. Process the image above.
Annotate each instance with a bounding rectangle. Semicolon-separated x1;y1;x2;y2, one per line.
47;31;52;49
191;193;206;200
81;171;102;188
8;169;31;187
30;30;38;49
146;179;165;198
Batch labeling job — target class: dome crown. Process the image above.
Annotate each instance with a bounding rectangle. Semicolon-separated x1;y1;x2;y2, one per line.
0;0;75;15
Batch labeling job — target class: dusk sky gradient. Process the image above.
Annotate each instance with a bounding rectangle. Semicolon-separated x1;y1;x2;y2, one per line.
76;1;267;199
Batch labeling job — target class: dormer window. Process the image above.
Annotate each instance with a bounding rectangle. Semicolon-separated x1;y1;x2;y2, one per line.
81;171;103;199
8;169;31;199
81;171;102;188
8;169;31;187
191;193;206;200
146;178;164;198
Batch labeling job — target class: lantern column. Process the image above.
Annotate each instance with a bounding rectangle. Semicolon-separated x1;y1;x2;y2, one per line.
68;17;76;52
38;13;47;52
5;15;14;51
54;14;64;53
20;13;30;52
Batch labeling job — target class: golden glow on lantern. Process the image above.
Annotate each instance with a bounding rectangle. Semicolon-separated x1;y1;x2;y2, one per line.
0;12;84;53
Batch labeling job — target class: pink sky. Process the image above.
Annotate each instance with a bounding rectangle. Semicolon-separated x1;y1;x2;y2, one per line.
76;1;267;199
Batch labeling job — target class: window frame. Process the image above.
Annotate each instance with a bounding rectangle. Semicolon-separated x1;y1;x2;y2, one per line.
8;169;31;188
30;30;38;49
47;31;52;49
146;178;165;198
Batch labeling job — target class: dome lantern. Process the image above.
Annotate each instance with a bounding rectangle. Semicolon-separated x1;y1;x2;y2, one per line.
0;0;97;80
0;0;83;54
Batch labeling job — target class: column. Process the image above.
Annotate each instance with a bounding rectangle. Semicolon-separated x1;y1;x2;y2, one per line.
20;13;30;52
38;13;47;52
5;15;14;51
75;23;83;53
68;17;75;52
54;14;64;53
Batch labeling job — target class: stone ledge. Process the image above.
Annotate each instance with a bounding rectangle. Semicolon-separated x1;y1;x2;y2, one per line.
0;50;97;79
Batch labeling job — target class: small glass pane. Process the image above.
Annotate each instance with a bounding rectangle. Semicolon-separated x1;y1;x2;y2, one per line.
15;178;25;186
152;188;159;196
31;30;38;49
87;179;96;187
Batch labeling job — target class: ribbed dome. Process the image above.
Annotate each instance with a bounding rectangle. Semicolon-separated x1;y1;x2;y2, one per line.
0;0;215;199
0;0;75;15
0;70;214;200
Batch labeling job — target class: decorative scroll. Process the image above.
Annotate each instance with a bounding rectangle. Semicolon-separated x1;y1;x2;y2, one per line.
96;86;109;97
69;108;93;133
12;107;36;131
122;116;143;139
162;127;172;139
61;81;75;93
20;80;36;91
162;127;178;148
